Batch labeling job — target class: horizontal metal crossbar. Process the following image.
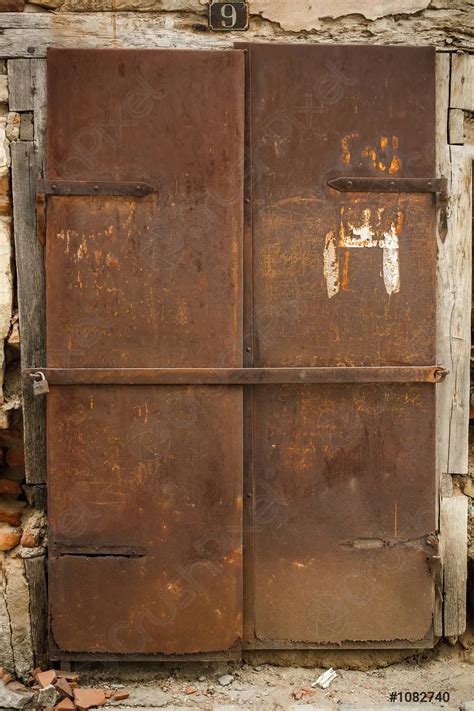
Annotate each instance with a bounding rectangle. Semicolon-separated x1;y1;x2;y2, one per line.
23;366;448;385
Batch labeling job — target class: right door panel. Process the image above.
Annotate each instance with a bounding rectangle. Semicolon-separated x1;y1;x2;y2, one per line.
246;44;438;646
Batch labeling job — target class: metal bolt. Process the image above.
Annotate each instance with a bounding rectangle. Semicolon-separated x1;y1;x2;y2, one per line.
246;346;252;352
94;185;99;192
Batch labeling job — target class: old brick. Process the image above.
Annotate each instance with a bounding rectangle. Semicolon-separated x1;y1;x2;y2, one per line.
37;670;57;688
6;449;24;468
0;526;21;551
74;688;106;709
0;0;25;10
7;322;20;349
0;500;25;527
56;698;75;711
0;174;10;216
20;528;39;548
0;479;21;498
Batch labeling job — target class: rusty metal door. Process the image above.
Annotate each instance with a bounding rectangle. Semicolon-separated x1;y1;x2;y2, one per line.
38;44;443;659
241;44;442;649
44;48;245;658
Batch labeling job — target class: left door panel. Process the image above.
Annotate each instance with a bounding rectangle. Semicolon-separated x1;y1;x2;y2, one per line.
46;48;244;656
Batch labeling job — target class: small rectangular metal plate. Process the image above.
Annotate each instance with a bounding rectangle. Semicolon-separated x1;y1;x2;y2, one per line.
209;1;249;31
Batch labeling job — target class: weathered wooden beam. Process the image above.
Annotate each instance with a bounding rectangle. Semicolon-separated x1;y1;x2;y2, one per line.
465;116;474;146
11;141;46;486
440;496;468;637
451;53;474;112
449;108;464;145
0;12;472;58
8;59;34;112
436;52;473;478
24;556;48;668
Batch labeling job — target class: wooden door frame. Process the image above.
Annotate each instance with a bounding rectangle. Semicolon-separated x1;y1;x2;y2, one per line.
7;44;472;664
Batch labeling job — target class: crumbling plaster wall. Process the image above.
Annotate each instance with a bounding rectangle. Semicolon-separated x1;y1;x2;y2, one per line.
0;0;472;680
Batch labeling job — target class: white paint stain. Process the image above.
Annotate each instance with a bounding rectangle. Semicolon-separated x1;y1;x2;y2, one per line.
323;230;340;299
380;223;400;295
323;208;402;298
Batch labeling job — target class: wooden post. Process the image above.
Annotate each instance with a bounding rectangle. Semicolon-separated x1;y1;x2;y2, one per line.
436;51;473;639
9;59;48;665
440;496;469;637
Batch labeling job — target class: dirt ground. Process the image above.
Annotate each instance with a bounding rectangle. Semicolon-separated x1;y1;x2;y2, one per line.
74;639;474;710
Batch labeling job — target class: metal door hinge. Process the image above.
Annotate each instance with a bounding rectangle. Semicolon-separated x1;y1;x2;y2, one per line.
328;176;448;202
37;179;157;197
35;178;158;243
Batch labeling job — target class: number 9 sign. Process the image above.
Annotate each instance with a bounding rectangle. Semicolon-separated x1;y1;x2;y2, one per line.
209;1;249;31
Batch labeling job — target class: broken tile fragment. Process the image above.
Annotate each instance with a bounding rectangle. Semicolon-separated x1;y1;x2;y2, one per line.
55;697;75;710
56;671;79;683
74;688;106;710
37;670;58;688
55;677;74;699
113;691;129;701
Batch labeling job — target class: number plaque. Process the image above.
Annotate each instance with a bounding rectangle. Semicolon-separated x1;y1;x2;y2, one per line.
208;1;249;31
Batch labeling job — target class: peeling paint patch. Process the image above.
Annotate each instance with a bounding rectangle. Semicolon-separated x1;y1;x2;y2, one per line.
323;231;340;299
323;207;403;298
245;0;431;32
380;223;400;295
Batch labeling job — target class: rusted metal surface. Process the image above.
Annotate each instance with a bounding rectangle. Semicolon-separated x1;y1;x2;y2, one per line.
252;383;436;645
38;179;157;197
242;44;438;647
48;385;243;654
46;48;244;655
46;44;439;656
328;176;448;195
244;43;436;368
46;47;244;370
25;366;447;385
